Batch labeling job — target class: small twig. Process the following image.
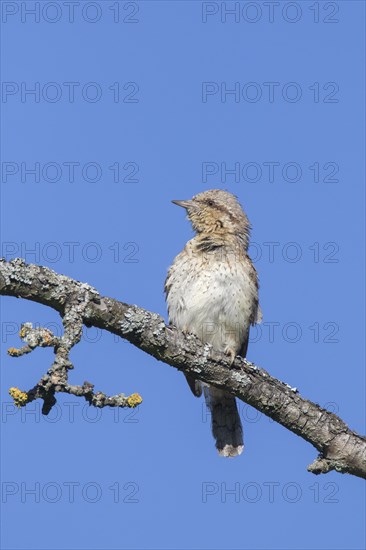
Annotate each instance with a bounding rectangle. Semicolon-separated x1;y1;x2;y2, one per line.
8;323;58;357
7;317;142;414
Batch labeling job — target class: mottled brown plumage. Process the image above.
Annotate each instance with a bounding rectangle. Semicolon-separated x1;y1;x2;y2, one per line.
165;189;261;457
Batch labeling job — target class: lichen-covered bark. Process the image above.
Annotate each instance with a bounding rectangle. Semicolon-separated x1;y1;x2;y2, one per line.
1;258;365;479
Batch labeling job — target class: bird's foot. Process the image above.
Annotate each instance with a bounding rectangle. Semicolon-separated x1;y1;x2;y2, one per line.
224;346;237;367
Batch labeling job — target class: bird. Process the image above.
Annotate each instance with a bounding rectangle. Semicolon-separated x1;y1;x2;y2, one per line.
165;189;262;457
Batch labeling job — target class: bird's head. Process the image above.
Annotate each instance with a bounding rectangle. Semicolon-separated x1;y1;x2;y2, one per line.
172;189;250;246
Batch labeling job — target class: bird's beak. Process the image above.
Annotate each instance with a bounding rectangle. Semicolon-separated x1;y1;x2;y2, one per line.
171;199;195;209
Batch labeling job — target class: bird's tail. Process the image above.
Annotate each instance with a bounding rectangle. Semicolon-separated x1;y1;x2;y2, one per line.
204;386;244;457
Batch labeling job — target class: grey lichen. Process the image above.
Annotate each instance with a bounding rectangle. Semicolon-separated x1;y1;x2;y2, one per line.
1;258;366;480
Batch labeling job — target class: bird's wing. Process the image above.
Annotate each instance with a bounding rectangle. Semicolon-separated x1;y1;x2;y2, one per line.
251;302;262;325
245;256;262;326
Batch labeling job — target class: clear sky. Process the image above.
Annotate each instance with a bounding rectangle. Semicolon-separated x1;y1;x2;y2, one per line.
0;1;365;549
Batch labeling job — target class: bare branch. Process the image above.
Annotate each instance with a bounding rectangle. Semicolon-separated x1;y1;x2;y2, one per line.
1;258;365;479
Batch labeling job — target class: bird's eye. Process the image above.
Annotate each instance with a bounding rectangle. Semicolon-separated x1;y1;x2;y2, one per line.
207;200;214;207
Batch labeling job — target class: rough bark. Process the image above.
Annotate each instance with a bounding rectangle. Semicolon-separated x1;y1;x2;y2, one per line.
1;258;365;479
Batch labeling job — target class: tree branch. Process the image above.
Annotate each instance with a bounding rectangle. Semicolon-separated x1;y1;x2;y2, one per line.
1;258;365;479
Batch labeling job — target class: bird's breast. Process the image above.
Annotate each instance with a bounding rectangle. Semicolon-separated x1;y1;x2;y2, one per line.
166;248;257;352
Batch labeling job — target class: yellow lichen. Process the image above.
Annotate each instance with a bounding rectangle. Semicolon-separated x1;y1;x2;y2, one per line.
19;326;28;339
7;347;21;357
9;387;28;407
126;393;142;408
42;331;52;345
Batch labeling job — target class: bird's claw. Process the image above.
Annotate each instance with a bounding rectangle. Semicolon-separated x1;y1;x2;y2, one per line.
224;347;237;368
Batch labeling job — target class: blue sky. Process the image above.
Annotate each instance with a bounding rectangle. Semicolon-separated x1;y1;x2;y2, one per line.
0;1;365;549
